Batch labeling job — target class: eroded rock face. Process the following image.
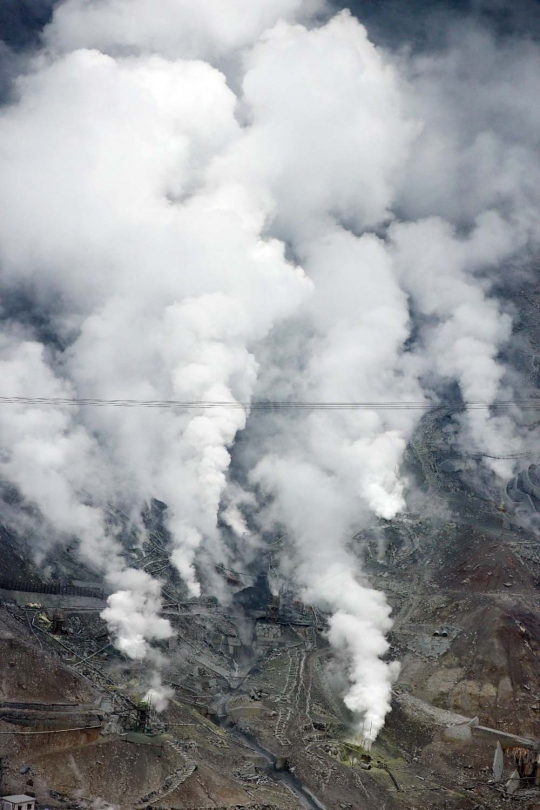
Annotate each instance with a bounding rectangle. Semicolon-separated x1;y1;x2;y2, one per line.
506;768;521;795
0;612;95;704
493;741;504;782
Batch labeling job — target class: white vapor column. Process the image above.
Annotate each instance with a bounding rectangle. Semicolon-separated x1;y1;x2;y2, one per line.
0;0;536;730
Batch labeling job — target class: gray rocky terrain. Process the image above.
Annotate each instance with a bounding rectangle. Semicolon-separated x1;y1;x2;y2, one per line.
1;420;540;810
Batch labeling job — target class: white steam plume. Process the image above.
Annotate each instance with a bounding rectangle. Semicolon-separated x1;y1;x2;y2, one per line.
0;0;538;731
0;36;311;665
144;673;175;714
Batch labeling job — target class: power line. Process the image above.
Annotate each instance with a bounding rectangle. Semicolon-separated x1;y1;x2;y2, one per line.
0;396;538;410
0;725;101;735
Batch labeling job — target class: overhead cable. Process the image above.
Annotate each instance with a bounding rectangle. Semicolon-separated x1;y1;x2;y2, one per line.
0;396;537;410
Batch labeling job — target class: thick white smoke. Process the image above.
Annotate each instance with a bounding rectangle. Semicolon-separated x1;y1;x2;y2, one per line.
0;36;311;664
144;672;175;713
0;0;538;731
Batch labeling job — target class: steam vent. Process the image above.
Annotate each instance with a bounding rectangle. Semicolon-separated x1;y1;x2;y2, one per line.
1;0;540;807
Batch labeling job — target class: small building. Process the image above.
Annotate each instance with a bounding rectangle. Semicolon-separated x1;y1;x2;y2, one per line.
2;796;36;810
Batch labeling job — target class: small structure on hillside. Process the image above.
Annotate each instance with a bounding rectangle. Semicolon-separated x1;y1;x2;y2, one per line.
267;594;280;621
134;701;150;733
1;795;36;810
51;610;66;634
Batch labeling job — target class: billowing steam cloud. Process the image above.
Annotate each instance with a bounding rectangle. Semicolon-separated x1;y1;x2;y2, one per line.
0;0;539;735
